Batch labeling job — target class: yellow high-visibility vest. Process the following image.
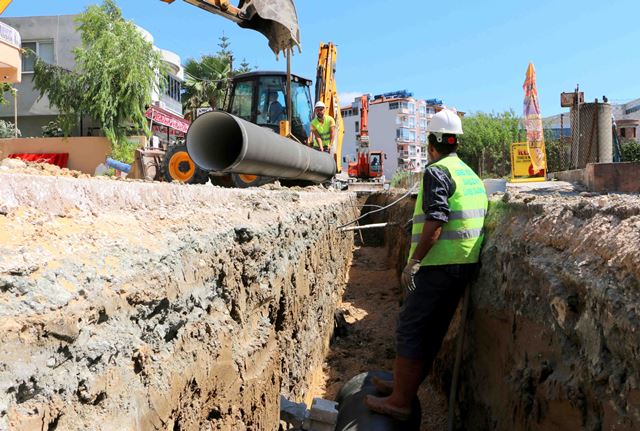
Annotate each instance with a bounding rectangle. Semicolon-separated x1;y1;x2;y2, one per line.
409;155;488;266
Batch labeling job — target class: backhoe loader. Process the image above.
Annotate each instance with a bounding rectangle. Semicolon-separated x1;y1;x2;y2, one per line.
159;0;344;188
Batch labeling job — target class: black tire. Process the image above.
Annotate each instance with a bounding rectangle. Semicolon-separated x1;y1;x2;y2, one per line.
231;173;273;188
209;174;234;188
162;144;209;184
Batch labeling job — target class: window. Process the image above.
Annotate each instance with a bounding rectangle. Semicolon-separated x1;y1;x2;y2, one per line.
397;115;409;127
257;76;287;126
625;105;640;115
164;74;182;102
419;119;426;129
389;102;399;110
230;80;254;121
408;117;415;128
408;103;415;114
427;107;435;115
22;40;55;72
396;128;415;142
355;121;360;132
420;134;427;143
291;80;312;142
419;105;426;117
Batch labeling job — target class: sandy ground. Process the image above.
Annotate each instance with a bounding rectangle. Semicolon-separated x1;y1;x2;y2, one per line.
310;246;448;431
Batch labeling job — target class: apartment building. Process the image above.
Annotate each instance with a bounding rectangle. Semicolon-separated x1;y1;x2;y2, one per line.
341;90;443;177
0;15;184;138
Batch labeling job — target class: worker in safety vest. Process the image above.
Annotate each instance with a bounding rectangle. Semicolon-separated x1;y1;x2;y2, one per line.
365;108;488;421
310;101;336;153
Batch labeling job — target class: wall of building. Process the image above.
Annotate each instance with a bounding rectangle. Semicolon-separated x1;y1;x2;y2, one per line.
0;15;81;122
0;15;184;137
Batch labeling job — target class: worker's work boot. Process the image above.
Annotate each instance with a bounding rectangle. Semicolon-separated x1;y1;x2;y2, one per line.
364;356;424;421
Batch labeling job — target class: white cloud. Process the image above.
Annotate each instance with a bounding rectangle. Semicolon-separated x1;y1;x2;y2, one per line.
338;91;364;106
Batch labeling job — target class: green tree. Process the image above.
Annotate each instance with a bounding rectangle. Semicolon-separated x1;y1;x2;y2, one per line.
32;0;164;162
620;138;640;162
182;34;255;116
459;110;523;177
182;55;231;113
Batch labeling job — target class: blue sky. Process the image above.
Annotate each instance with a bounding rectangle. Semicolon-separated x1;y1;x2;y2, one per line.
5;0;640;115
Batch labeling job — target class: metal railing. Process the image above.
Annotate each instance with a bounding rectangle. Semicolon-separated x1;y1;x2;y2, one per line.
0;22;21;48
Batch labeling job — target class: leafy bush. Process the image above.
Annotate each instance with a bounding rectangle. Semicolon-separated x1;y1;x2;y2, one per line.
42;120;65;137
110;139;139;165
0;120;20;138
620;139;640;162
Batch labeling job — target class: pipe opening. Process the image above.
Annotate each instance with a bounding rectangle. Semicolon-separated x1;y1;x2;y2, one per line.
187;112;244;171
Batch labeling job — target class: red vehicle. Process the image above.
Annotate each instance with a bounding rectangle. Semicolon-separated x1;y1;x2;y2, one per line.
347;95;386;181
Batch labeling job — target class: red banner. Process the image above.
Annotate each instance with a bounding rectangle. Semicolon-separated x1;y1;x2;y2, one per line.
145;106;190;134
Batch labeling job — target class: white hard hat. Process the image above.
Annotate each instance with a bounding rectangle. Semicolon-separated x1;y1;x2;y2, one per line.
426;108;463;135
315;101;326;109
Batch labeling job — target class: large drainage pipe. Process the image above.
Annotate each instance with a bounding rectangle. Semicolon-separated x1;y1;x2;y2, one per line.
335;371;421;431
186;111;337;183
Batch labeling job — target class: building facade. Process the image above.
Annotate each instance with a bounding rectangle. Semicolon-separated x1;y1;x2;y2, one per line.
341;91;444;177
0;15;183;138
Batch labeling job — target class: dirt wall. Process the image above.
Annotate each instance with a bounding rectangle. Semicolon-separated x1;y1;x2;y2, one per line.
364;189;640;430
0;174;356;431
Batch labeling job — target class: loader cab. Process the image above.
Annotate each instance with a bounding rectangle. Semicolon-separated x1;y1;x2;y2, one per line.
227;71;313;144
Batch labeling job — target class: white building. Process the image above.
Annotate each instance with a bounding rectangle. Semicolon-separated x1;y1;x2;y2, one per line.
341;91;444;177
0;15;184;138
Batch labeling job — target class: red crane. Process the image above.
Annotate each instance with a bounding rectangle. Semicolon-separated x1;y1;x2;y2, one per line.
347;95;385;182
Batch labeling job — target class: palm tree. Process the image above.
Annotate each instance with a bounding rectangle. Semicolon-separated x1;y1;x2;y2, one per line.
182;55;231;116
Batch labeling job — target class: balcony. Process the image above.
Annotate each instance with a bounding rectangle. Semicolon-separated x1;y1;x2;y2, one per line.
0;22;22;83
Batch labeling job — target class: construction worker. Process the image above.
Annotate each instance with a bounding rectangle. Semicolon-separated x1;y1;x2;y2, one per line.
364;108;488;421
311;101;336;153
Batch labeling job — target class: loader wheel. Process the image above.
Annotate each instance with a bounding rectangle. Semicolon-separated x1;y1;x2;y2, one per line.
163;144;208;184
231;173;272;188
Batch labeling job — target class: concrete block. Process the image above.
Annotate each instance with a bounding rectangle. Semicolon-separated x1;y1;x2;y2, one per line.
309;397;338;425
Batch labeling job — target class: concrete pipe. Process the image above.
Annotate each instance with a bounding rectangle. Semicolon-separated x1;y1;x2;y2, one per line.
335;371;421;431
186;111;336;183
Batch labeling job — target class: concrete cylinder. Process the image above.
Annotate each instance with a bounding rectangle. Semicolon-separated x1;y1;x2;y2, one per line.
576;103;613;168
597;103;613;163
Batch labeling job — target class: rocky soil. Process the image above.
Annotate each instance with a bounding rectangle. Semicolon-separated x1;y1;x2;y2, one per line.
0;173;357;431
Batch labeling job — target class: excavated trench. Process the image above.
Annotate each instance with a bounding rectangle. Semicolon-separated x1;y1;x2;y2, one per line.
353;188;640;431
2;171;640;431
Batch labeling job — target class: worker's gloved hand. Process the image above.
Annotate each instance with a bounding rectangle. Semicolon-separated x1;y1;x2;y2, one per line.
401;259;421;292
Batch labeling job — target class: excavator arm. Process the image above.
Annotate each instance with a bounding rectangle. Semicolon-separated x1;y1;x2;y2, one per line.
0;0;13;15
160;0;300;56
315;42;344;173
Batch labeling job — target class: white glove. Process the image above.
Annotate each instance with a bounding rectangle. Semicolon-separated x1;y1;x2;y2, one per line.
401;258;421;292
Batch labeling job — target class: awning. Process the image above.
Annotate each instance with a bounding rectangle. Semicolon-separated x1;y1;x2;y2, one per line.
145;106;190;134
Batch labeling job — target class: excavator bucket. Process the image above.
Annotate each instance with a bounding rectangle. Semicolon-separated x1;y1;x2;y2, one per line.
238;0;301;55
180;0;300;56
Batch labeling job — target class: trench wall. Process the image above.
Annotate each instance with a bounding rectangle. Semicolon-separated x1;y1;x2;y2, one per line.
0;174;356;431
363;190;640;430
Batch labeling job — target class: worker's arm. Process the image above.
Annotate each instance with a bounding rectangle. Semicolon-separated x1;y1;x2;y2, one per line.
329;124;336;153
402;165;454;290
410;220;443;261
311;127;324;151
